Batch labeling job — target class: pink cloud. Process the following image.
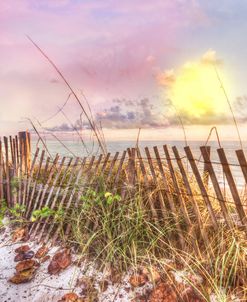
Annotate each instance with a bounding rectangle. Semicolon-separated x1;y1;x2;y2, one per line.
0;0;210;126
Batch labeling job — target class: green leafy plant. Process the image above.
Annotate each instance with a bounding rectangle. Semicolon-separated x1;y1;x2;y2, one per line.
0;199;8;226
31;206;64;222
0;201;26;225
104;191;121;205
9;203;26;218
80;189;121;210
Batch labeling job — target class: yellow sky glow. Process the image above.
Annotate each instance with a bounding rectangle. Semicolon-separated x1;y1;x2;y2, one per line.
167;62;229;118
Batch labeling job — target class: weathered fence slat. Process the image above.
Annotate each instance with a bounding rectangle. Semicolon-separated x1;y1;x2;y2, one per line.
12;137;18;205
72;156;88;209
78;153;114;234
49;157;83;243
15;135;19;167
25;150;45;217
153;146;185;248
184;146;218;230
0;140;4;201
105;152;119;183
55;159;87;243
19;131;31;173
80;154;103;209
164;145;204;253
202;146;211;188
31;156;69;239
120;148;135;199
200;146;234;229
27;156;50;224
113;150;126;190
163;145;192;227
236;149;247;186
15;135;21;204
172;146;209;246
62;156;99;238
126;148;136;186
68;155;96;212
36;157;76;242
9;136;15;169
12;138;17;171
88;154;103;184
217;148;247;231
23;149;44;208
18;135;24;205
35;154;60;211
144;147;167;220
3;136;12;207
50;156;96;241
29;155;60;235
136;148;159;223
25;148;40;207
127;148;132;157
95;152;111;191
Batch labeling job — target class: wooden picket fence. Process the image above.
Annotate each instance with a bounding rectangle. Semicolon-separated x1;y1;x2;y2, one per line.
1;132;247;247
0;132;31;207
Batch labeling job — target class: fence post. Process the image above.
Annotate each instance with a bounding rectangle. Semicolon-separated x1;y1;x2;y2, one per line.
136;148;159;224
203;146;211;188
105;152;119;183
184;146;218;230
144;147;167;220
153;146;185;248
113;151;126;190
200;146;233;229
3;136;12;207
163;145;192;227
127;148;136;186
0;140;3;202
18;131;31;174
217;148;247;232
172;146;209;246
236;149;247;185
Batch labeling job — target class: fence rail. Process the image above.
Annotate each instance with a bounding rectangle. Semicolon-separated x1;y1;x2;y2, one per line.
1;132;247;248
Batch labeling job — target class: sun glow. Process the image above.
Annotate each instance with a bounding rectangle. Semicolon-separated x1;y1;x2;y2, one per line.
164;61;229;119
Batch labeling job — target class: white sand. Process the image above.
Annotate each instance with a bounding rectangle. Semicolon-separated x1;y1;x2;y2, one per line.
0;221;240;302
0;224;153;302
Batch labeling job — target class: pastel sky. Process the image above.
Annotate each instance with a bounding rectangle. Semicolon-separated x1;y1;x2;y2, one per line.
1;0;247;140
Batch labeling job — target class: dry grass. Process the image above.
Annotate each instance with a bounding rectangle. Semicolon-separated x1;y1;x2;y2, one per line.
42;161;245;301
4;153;247;301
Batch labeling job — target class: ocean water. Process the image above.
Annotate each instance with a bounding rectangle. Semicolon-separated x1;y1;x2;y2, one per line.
32;139;247;189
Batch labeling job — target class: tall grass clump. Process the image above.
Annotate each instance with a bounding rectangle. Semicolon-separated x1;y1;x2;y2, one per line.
48;161;246;300
155;226;247;301
64;179;176;271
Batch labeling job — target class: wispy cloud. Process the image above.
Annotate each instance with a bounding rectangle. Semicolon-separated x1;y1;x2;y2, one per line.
0;0;210;124
45;92;243;132
201;49;223;65
95;98;169;128
2;0;247;134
